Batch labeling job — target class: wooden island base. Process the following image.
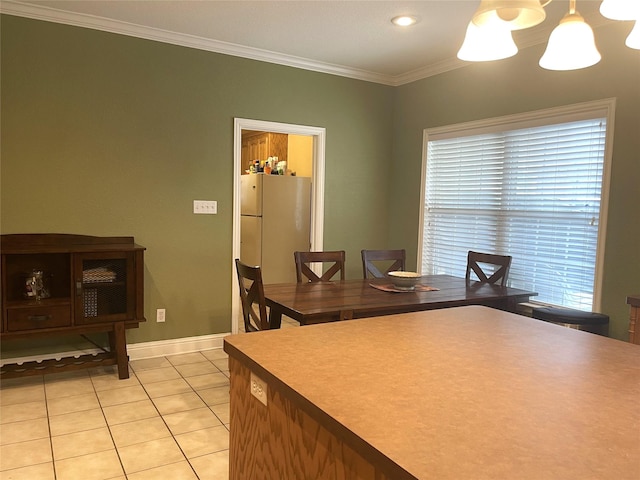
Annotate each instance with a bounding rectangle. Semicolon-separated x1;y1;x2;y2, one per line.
228;356;394;480
225;306;640;480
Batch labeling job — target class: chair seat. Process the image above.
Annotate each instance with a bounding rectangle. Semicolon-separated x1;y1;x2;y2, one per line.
532;307;609;325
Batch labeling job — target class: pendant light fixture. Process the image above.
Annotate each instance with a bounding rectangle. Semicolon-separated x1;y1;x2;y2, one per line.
599;0;640;50
458;0;634;69
599;0;640;21
457;20;518;61
539;0;601;70
626;21;640;50
472;0;547;30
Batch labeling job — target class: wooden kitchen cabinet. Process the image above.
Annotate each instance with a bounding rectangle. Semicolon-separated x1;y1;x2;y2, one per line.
1;234;145;379
241;131;288;169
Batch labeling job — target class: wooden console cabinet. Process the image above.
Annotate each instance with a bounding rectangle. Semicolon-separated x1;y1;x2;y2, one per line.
1;234;145;379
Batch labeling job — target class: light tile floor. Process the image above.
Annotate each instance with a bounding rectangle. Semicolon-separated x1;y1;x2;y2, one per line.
0;316;298;480
0;349;232;480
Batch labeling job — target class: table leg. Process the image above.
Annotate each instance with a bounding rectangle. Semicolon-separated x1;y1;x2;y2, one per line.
269;308;283;329
108;321;129;379
339;310;354;321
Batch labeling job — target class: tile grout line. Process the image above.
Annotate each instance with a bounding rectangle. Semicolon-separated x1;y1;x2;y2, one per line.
43;374;58;480
89;368;132;480
1;350;231;479
127;352;230;478
131;355;202;479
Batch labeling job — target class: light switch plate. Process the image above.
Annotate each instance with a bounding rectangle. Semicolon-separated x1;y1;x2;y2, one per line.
193;200;217;214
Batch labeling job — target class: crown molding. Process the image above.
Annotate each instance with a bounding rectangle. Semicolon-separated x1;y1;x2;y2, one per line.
391;57;469;86
0;0;398;85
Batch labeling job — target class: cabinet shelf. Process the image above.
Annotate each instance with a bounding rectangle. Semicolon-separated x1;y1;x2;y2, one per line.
0;351;118;379
6;297;71;308
82;281;126;288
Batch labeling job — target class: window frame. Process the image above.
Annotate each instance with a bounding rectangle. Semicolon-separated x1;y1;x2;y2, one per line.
417;98;616;311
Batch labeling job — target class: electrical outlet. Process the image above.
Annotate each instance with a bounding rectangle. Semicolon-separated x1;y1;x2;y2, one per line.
156;308;166;322
193;200;217;214
250;372;267;406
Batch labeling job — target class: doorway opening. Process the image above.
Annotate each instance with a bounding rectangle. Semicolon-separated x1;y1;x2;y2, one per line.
232;118;326;333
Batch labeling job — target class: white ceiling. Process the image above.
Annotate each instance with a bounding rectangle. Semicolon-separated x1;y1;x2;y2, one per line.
1;0;610;85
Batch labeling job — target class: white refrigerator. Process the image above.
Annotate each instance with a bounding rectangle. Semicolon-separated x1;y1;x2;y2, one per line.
240;174;311;284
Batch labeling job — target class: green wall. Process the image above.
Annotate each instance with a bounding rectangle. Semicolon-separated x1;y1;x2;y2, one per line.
390;21;640;340
1;15;638;355
0;15;394;352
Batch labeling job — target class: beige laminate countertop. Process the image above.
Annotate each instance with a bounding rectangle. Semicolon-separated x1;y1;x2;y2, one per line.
224;305;640;479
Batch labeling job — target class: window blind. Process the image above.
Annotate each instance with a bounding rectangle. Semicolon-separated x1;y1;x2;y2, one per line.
422;116;607;310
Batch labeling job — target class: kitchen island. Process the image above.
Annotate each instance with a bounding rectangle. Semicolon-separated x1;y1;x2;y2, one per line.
224;306;640;479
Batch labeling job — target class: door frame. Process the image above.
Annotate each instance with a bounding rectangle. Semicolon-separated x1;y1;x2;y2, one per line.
231;118;326;333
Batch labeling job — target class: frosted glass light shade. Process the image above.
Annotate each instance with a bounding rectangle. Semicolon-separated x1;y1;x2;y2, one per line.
457;21;518;61
627;21;640;49
599;0;640;21
539;12;601;70
472;0;546;30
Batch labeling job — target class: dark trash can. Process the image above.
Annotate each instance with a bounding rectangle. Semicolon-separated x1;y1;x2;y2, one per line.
532;307;609;336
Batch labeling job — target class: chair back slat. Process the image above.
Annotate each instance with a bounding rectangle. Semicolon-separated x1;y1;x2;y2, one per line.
235;259;277;331
294;251;346;283
361;249;406;279
465;251;512;287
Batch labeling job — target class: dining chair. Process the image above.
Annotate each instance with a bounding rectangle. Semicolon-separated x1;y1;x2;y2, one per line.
361;249;406;278
465;251;512;287
294;250;346;283
235;258;278;331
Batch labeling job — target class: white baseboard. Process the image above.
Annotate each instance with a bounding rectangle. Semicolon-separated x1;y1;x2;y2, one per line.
127;332;230;360
0;332;231;367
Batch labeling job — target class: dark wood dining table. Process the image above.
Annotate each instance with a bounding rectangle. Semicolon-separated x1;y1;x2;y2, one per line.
263;274;537;326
